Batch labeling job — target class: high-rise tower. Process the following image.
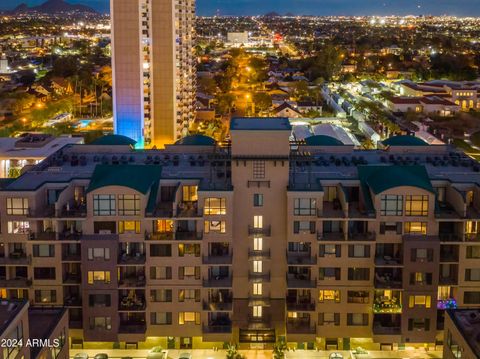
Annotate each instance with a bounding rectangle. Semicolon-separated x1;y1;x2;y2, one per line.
111;0;196;148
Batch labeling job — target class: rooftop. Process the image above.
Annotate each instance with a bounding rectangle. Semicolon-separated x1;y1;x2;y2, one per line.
174;135;216;146
0;300;27;337
383;135;429;147
448;309;480;358
0;135;83;159
305;135;344;146
230;117;292;131
28;307;67;359
91;134;137;147
87;164;163;194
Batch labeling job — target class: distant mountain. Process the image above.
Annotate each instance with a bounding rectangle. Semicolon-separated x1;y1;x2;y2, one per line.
8;0;97;14
263;11;280;17
285;12;295;17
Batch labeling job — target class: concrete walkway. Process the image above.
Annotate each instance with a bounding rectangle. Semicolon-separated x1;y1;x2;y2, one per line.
70;348;443;359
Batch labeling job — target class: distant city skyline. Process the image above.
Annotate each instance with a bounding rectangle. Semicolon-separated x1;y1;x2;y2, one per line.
2;0;480;16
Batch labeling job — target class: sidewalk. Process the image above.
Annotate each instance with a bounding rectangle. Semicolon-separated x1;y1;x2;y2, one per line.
70;348;443;359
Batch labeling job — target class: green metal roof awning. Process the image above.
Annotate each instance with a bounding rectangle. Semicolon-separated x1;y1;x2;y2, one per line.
87;165;162;194
358;165;435;195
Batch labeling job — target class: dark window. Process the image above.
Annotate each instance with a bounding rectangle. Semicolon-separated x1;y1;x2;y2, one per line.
348;268;370;281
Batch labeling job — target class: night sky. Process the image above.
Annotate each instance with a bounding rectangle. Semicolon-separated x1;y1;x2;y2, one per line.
1;0;480;16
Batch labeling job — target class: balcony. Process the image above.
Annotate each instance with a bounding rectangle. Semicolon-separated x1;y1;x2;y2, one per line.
287;253;317;265
146;232;174;241
318;232;345;241
248;226;271;237
286;300;315;311
203;300;233;311
287;275;316;288
57;204;87;218
247;180;270;188
64;295;82;307
439;233;463;242
319;200;344;218
119;275;146;288
248;249;271;260
348;231;376;241
249;272;271;282
203;277;232;288
203;324;232;333
63;273;81;284
248;314;272;329
287;323;316;334
146;202;175;218
0;253;31;265
119;322;146;334
439;275;458;285
62;252;81;262
118;253;146;265
375;255;402;266
374;269;402;289
31;232;57;241
202;254;232;265
435;203;461;219
373;324;401;335
373;291;402;314
0;277;31;288
176;203;202;218
119;296;146;311
440;246;459;262
175;231;203;241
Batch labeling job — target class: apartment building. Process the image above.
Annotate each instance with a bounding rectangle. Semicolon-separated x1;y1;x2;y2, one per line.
444;309;480;359
111;0;196;148
0;300;68;359
0;118;479;350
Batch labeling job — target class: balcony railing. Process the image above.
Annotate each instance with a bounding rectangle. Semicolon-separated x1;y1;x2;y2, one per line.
248;249;271;259
373;324;401;335
118;322;146;333
374;256;402;266
286;301;315;311
248;226;271;237
287;277;317;288
248;272;271;282
286;323;316;334
119;276;146;287
202;324;232;333
203;300;233;311
318;232;345;241
0;278;32;288
175;231;203;241
348;231;376;241
287;253;317;265
0;254;31;265
118;253;146;265
119;297;146;311
203;277;233;288
202;254;232;265
146;232;174;241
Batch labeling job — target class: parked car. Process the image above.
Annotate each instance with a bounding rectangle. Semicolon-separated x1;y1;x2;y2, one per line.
94;354;108;359
74;354;88;359
147;347;168;359
178;353;192;359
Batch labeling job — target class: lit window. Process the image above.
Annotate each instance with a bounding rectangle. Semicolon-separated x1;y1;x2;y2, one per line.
405;222;427;235
318;290;341;303
252;161;265;179
253;260;262;273
254;237;263;251
118;221;141;234
253;283;262;295
155;220;173;233
6;198;29;215
178;311;200;325
253;305;262;317
409;295;431;308
7;221;30;234
93;195;116;216
405;195;429;216
87;271;111;284
117;194;140;216
182;186;198;202
204;220;226;233
204;198;226;215
380;195;403;216
254;216;263;229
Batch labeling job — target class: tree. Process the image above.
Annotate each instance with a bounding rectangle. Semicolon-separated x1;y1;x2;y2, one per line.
226;344;244;359
292;81;309;100
217;93;235;115
252;92;272;112
362;138;376;150
273;341;287;359
11;93;36;115
198;77;217;95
